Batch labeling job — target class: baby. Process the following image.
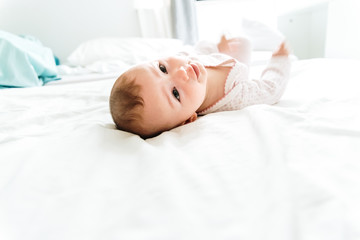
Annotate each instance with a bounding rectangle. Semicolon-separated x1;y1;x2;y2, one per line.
109;36;291;138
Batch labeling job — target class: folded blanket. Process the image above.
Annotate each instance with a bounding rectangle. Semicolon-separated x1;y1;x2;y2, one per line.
0;30;59;88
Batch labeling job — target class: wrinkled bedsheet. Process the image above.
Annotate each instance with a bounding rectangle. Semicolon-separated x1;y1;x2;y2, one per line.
1;59;360;240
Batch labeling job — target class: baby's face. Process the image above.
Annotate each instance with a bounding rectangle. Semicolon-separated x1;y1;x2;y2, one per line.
131;55;208;136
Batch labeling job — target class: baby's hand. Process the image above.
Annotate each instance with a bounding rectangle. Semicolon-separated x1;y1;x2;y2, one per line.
272;42;290;57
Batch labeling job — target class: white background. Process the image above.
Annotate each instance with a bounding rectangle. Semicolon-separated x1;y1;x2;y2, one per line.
0;0;359;61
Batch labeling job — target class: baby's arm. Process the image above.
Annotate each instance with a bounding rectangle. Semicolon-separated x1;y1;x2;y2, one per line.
234;42;291;109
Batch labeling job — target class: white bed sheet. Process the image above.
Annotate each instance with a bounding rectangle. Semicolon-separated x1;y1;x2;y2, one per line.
1;58;360;240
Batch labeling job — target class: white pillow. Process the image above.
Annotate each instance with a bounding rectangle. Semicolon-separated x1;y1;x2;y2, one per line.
242;18;285;51
67;38;184;66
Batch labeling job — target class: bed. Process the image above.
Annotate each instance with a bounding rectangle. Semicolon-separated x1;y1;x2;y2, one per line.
1;36;360;239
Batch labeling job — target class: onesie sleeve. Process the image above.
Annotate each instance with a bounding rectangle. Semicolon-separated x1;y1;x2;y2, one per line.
236;56;291;108
198;55;291;115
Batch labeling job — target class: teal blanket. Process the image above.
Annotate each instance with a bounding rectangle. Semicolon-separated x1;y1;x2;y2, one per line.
0;30;60;89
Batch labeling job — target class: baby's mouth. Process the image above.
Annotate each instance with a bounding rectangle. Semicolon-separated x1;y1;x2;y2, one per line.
190;63;200;80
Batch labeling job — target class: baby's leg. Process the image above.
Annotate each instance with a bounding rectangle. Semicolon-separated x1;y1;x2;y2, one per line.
217;35;251;66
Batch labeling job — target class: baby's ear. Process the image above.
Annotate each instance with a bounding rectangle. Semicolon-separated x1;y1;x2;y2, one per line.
182;113;197;125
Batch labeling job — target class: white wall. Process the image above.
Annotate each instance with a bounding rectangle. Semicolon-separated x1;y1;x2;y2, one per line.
325;0;360;59
196;0;277;42
0;0;142;62
274;0;330;15
276;0;360;60
277;3;329;59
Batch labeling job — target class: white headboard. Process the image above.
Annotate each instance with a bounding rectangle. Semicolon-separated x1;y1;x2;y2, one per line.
0;0;142;62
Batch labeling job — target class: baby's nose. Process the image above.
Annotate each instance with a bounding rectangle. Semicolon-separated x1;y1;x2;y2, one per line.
174;66;189;82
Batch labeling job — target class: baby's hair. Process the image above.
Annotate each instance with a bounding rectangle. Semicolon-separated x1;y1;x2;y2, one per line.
109;73;144;135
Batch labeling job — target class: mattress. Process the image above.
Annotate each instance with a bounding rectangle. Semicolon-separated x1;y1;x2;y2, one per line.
1;58;360;239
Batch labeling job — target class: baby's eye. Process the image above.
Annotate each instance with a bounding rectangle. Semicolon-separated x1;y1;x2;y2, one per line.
172;87;180;102
159;63;167;74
